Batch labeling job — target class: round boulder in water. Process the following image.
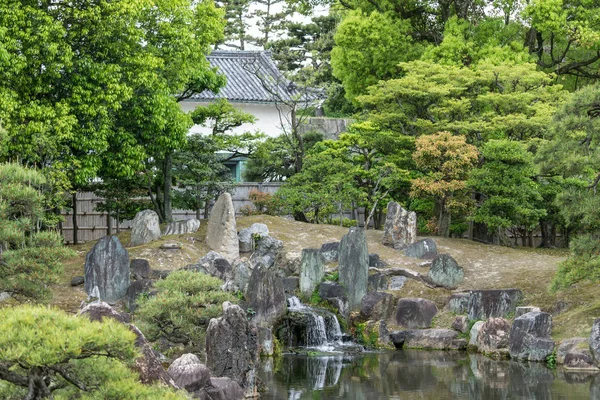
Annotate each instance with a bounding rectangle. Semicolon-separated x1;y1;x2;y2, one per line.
427;254;464;289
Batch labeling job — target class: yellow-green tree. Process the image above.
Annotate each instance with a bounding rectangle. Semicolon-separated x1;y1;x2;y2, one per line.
411;132;478;237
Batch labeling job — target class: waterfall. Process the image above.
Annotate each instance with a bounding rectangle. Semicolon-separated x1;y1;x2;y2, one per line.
286;296;344;349
306;314;328;347
287;296;304;310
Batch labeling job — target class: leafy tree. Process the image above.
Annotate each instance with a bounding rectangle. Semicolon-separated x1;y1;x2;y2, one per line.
135;270;235;353
331;10;423;102
0;305;186;399
216;0;251;50
357;58;566;140
244;131;324;182
173;135;234;219
249;0;293;47
411;132;479;237
0;0;226;224
524;0;600;87
0;163;74;302
468;140;546;245
274;122;413;227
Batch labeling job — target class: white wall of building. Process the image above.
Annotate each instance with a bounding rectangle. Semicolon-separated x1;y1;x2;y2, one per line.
180;100;290;138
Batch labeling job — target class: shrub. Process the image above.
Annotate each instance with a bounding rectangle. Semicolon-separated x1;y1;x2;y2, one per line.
551;234;600;291
248;189;273;214
0;305;186;399
0;163;74;301
135;270;236;351
329;217;358;228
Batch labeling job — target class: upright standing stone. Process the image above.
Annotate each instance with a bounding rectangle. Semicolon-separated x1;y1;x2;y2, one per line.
206;302;258;397
162;219;201;236
130;210;161;246
299;248;324;297
338;227;369;311
382;202;417;250
245;266;287;327
84;236;130;303
206;193;239;264
590;318;600;366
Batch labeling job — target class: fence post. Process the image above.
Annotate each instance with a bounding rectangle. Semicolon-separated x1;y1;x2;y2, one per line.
72;193;78;245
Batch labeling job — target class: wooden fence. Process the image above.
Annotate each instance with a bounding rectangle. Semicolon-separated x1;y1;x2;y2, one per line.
61;182;283;244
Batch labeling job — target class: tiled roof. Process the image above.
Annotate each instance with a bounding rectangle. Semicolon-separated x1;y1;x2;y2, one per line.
186;50;325;103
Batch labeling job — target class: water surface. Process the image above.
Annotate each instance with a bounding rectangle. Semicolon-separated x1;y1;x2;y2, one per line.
259;350;597;399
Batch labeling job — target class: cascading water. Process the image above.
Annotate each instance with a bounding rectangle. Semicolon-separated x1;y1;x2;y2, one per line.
286;296;343;349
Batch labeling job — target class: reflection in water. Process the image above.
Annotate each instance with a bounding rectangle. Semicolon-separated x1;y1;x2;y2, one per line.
259;350;595;399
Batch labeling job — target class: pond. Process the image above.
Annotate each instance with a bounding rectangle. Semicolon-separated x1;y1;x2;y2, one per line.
258;350;597;399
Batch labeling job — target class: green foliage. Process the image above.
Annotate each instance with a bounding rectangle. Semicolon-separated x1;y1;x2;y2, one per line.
0;163;74;301
546;348;557;369
135;270;236;351
551;235;600;290
468;140;546;234
354;322;379;348
173;134;235;219
0;305;186;399
244;132;324;182
411;132;479;237
331;10;423;102
328;218;357;228
323;271;339;282
273;123;413;227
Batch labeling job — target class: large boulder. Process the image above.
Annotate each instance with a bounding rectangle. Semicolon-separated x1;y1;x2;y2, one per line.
476;318;511;357
509;311;555;362
516;306;541;318
130;210;161;246
167;353;211;392
557;337;589;365
338;227;369;311
163;219;201;236
238;223;269;253
404;238;438;260
318;281;348;317
84;236;130;303
382;202;416;250
250;235;283;270
125;279;154;312
368;254;387;268
427;254;464;289
467;289;523;320
590;318;600;367
360;291;394;322
79;301;129;323
245;266;287;327
299;248;324;297
402;329;466;350
206;193;239;264
319;242;339;263
185;251;233;282
394;298;438;329
129;324;175;386
130;259;151;280
206;302;258;396
231;259;253;293
208;377;244;400
448;292;470;314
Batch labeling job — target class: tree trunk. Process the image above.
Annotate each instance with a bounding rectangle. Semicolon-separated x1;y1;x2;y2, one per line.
437;199;450;237
72;193;78;245
106;212;112;236
163;152;173;223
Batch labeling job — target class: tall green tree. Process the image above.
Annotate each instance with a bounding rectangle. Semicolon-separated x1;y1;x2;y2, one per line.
0;0;225;224
468;140;546;245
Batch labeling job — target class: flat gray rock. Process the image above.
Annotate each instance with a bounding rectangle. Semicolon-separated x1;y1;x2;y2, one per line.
162;219;200;236
404;238;437;259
